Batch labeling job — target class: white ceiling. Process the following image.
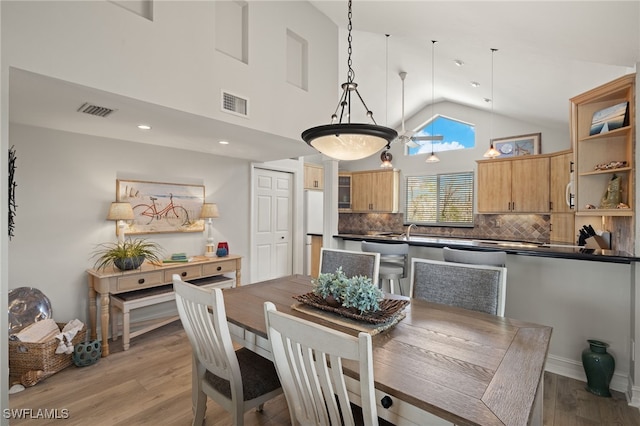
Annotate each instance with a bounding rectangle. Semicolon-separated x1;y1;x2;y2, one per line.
8;1;639;161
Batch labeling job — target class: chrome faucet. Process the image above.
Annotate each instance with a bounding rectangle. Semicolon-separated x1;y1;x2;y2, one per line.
406;224;417;239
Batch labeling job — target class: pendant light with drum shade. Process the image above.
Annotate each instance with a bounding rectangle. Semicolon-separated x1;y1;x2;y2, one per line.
483;48;501;158
425;40;440;163
301;0;397;161
380;34;394;168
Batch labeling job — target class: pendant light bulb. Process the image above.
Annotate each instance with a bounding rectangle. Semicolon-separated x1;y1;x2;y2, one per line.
484;48;500;158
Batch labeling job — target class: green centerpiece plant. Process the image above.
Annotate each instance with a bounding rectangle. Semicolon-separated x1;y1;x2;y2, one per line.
92;238;164;271
312;267;383;314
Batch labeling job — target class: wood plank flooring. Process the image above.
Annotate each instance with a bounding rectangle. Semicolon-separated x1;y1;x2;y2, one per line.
8;322;640;425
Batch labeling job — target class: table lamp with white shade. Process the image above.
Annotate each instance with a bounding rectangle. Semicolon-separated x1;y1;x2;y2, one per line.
106;202;134;244
200;203;220;257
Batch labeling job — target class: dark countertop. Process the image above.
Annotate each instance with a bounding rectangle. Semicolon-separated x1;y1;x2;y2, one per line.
335;233;639;264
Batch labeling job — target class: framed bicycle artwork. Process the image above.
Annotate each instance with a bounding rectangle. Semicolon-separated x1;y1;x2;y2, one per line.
116;179;205;235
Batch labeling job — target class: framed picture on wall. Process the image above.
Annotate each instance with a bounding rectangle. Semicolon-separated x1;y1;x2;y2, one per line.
116;179;205;234
492;133;541;157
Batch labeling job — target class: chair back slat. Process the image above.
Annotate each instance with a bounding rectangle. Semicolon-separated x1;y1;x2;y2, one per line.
264;301;378;426
173;277;239;383
410;258;507;316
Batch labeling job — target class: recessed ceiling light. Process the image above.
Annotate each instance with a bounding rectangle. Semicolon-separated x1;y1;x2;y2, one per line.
137;124;152;130
454;59;464;67
219;140;229;145
470;81;480;88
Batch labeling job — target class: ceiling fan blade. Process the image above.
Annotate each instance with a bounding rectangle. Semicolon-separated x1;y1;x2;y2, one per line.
412;135;444;141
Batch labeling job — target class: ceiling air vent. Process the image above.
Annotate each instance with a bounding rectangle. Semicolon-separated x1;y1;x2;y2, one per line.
77;102;116;118
221;91;248;117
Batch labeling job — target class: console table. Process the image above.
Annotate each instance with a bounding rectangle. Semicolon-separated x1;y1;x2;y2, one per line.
87;254;241;356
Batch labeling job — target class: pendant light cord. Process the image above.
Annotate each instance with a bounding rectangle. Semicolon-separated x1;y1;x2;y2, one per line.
431;40;437;155
346;0;354;84
490;48;497;146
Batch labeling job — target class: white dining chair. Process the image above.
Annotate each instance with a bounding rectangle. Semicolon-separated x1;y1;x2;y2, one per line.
173;275;282;426
319;247;380;283
409;258;507;316
442;246;507;267
263;301;379;426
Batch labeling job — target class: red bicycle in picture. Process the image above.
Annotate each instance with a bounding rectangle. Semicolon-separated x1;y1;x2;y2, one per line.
132;193;191;227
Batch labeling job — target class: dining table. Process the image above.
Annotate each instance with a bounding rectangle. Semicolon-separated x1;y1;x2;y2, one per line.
221;274;552;426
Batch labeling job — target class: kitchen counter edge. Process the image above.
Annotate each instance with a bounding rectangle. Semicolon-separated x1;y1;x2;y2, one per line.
335;234;639;264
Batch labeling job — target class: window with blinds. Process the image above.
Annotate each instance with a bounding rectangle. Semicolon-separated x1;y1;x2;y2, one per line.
406;172;474;226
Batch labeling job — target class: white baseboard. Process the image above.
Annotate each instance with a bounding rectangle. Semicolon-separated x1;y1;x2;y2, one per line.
545;354;632;402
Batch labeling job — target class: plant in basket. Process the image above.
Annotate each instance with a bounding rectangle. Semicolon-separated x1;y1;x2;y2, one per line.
312;268;383;314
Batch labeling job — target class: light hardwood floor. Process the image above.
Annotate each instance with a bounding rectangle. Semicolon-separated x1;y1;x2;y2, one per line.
9;322;640;425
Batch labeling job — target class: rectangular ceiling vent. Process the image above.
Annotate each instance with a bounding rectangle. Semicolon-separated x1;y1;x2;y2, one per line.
221;91;248;117
77;102;116;118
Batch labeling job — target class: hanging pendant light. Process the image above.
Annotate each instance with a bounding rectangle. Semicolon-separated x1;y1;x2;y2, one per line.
380;150;393;168
483;48;501;158
301;0;397;161
425;40;440;163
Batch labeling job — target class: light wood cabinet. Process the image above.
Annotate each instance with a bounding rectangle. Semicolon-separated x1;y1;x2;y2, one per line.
550;213;576;244
304;163;323;190
571;74;635;217
477;156;550;213
350;169;399;213
310;235;322;278
549;150;574;213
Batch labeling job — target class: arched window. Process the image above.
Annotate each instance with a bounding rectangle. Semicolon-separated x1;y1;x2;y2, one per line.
407;115;475;156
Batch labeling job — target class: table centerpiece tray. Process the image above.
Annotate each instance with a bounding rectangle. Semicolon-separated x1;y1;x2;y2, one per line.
292;292;410;324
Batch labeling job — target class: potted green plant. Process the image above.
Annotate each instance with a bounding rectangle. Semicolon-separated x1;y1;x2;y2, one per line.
92;238;164;271
312;267;383;314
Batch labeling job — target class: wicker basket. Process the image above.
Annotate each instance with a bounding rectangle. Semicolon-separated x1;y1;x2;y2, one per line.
9;322;86;386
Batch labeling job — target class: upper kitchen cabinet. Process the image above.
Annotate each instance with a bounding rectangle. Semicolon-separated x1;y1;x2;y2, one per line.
304;163;324;190
338;173;352;211
477;156;550;213
571;74;635;217
351;169;399;213
549;150;574;213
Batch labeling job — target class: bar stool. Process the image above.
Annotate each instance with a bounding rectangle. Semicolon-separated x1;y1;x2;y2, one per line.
361;241;409;295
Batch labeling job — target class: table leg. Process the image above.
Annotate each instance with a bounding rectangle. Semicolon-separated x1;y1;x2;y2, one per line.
100;292;111;357
88;280;97;341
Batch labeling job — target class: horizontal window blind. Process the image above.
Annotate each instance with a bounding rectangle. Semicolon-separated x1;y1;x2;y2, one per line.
406;172;474;225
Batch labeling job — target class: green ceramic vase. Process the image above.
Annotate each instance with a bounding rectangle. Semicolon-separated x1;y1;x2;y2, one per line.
581;339;615;397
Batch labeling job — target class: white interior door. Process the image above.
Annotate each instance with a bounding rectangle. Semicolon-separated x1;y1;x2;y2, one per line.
253;168;293;282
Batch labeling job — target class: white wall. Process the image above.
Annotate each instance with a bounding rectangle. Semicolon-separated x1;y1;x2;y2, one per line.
8;123;252;325
2;0;338;141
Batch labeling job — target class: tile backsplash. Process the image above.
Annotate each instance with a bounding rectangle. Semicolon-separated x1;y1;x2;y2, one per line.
339;213;551;243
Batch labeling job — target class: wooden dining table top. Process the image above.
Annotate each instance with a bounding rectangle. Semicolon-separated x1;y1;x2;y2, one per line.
222;274;552;426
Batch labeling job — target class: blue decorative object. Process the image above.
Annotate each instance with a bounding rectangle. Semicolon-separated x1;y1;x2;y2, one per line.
73;339;102;367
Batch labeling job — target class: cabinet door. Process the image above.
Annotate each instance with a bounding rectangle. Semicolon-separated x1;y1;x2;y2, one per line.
371;170;398;212
511;157;550;212
304;164;323;189
550;152;573;213
550;213;576;244
338;173;352;211
477;161;512;213
351;172;371;212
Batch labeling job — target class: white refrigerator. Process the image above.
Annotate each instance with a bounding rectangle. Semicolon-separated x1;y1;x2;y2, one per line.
304;190;323;275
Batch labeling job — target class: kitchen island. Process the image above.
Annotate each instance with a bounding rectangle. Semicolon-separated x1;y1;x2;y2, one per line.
335;233;640;405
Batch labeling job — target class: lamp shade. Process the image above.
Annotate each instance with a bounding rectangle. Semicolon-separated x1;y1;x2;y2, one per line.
302;124;394;161
106;202;134;221
200;203;220;219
